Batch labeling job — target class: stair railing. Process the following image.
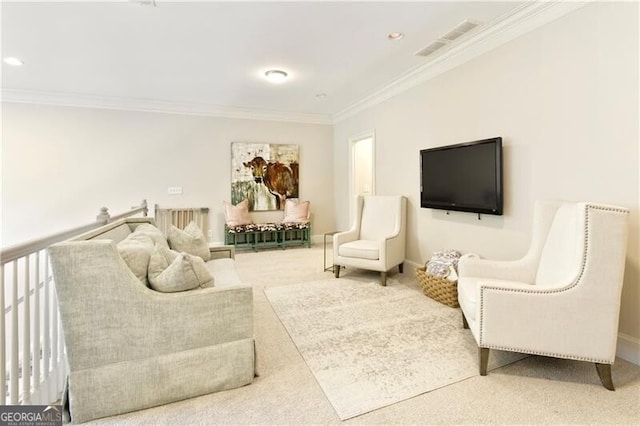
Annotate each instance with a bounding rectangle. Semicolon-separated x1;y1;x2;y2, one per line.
0;200;148;405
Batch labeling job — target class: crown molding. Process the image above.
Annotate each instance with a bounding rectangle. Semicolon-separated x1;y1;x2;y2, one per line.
332;0;590;123
1;89;333;125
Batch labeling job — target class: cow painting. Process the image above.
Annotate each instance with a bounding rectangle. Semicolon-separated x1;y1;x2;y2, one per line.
243;156;298;210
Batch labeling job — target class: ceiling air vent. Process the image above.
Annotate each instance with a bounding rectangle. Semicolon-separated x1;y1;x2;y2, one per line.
414;40;449;57
442;20;480;42
414;19;480;58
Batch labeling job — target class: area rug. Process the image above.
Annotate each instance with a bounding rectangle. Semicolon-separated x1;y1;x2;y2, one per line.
264;278;525;420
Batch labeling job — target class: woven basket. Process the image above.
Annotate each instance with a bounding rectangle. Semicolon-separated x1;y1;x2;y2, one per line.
416;266;459;308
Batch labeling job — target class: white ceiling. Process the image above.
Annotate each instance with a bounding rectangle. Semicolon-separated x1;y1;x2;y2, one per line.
2;1;555;123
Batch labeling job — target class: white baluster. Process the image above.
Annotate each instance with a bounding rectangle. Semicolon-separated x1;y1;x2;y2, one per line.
51;279;59;376
56;312;65;400
22;256;31;404
10;261;19;404
43;256;50;384
1;264;6;405
32;252;41;402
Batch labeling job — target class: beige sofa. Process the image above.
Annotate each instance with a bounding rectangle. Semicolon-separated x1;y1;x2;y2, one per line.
48;217;255;423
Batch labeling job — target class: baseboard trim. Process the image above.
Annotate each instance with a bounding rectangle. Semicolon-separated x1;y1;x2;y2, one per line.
403;259;424;276
617;333;640;365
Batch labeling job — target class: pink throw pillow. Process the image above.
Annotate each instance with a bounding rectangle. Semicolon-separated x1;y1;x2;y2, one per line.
282;200;310;222
223;200;253;226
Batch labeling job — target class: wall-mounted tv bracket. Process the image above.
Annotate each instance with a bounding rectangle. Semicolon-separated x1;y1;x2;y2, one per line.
446;211;482;220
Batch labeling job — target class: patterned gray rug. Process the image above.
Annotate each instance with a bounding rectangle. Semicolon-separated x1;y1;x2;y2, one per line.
264;278;525;420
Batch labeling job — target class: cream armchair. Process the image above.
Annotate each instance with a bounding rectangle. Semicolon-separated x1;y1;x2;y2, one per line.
458;200;629;390
333;195;407;286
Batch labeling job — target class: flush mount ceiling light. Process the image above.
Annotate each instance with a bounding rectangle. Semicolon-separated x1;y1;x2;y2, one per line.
3;57;24;66
387;32;404;41
264;69;288;84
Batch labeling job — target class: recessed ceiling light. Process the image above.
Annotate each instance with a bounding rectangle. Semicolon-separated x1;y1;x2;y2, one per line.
387;32;404;41
3;57;24;66
265;69;288;84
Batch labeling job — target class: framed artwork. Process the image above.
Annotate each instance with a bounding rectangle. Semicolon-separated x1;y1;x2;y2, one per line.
231;142;299;211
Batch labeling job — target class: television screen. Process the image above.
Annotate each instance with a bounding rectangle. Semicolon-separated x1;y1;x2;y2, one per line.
420;137;503;215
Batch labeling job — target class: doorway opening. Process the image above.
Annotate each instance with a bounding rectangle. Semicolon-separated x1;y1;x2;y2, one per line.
349;132;375;219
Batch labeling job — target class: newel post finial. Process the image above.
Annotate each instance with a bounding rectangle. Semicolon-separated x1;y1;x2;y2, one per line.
97;207;110;223
141;199;148;217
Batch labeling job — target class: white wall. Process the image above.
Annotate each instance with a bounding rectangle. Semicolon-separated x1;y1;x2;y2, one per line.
2;105;334;245
333;2;640;344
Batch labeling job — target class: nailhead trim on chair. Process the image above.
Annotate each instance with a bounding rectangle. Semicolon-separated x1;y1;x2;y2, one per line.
477;204;629;363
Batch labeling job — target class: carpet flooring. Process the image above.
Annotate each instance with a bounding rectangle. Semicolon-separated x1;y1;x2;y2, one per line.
88;245;640;425
265;278;525;420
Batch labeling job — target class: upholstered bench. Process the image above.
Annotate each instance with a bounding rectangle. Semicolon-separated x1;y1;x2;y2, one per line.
223;199;312;251
225;221;311;250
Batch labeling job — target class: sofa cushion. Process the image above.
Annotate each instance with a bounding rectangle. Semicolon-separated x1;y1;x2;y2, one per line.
148;245;214;293
117;233;155;286
167;222;211;261
457;277;480;323
282;199;310;222
223;200;253;226
535;203;584;287
205;258;243;288
134;223;170;249
338;240;380;260
277;221;310;230
457;276;531;324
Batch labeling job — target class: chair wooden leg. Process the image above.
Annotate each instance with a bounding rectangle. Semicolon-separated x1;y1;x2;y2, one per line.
595;363;615;391
380;271;387;286
479;347;489;376
462;313;469;329
398;263;404;273
334;266;340;278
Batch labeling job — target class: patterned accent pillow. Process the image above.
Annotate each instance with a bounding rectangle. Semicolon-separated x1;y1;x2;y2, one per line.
282;200;310;223
148;245;214;293
277;222;310;230
167;221;211;261
223;200;253;226
117;233;155;286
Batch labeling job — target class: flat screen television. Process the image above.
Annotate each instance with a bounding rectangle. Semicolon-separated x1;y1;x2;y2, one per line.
420;137;503;215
